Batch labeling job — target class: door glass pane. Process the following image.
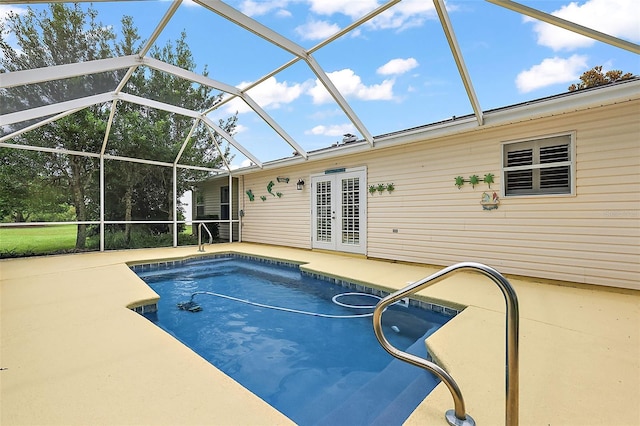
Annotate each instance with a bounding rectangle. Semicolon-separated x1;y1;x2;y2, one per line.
315;180;332;242
341;177;359;244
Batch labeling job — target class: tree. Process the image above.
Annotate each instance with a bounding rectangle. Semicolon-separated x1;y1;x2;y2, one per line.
568;66;635;91
0;149;68;222
105;24;235;242
1;5;235;250
1;4;120;249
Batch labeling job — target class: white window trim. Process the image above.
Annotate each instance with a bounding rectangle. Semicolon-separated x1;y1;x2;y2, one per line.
501;131;576;198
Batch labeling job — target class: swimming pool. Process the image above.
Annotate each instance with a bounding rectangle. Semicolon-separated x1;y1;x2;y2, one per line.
133;256;453;425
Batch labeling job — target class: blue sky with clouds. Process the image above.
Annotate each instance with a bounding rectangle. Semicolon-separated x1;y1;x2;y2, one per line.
1;0;639;168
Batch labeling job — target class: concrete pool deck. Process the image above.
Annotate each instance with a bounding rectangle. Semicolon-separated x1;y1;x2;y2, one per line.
1;243;639;425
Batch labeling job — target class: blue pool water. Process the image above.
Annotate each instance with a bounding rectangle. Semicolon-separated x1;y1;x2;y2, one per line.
134;256;452;425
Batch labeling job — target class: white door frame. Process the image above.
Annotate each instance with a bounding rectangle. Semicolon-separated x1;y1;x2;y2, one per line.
311;167;367;255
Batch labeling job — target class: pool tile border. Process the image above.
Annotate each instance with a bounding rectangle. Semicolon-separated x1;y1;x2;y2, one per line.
129;253;460;317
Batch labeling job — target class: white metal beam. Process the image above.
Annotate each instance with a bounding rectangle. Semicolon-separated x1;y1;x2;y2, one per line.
142;57;241;95
0;140;222;173
0;93;115;126
116;92;201;118
210;0;403;111
0;55;140;89
309;0;402;54
487;0;640;55
0;141;101;158
114;0;182;97
434;0;483;126
201;115;263;168
305;55;374;145
205;125;231;171
239;94;308;159
193;0;307;58
0;107;85;143
174;120;200;165
139;0;182;58
100;100;118;155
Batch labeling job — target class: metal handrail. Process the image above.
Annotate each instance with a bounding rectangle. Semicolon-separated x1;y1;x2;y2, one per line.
373;261;519;426
197;222;213;252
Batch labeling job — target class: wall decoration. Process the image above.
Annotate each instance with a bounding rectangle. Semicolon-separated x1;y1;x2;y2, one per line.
276;177;289;183
267;180;276;196
246;189;255;201
481;192;500;210
260;195;267;201
483;173;495;188
369;183;396;195
276;192;283;198
455;173;496;189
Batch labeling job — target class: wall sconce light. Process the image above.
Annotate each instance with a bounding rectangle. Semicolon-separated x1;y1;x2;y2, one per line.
296;179;305;190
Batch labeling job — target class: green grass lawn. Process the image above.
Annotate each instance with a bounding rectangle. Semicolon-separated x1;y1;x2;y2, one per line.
0;224;78;256
0;224;198;257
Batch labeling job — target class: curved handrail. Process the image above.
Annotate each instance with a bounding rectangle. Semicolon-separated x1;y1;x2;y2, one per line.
197;222;213;252
373;261;519;426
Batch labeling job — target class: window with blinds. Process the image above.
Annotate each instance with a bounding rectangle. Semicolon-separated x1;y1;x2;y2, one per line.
220;186;230;220
502;134;573;196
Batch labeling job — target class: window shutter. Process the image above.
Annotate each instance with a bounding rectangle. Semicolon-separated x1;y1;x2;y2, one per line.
503;136;572;196
505;147;533;193
507;148;533;167
539;144;570;192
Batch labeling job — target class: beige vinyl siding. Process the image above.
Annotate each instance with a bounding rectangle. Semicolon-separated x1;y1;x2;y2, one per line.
240;168;311;249
195;179;239;241
234;98;639;290
365;101;639;288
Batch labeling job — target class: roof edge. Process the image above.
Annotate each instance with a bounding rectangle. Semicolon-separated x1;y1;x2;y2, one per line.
223;78;640;178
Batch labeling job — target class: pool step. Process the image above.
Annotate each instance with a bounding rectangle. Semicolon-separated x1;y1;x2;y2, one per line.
314;331;439;426
285;370;376;424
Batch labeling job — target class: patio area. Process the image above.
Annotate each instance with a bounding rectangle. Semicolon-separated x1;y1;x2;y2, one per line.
1;243;639;425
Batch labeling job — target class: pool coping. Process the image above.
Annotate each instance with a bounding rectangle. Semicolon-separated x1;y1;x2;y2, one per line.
2;242;639;426
128;252;462;318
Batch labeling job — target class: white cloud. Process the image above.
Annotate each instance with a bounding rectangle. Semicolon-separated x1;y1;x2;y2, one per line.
238;0;291;17
233;124;248;135
225;77;304;114
295;20;340;41
276;9;292;18
377;58;419;75
308;69;395;104
0;5;27;21
368;0;437;31
516;54;589;93
305;123;356;137
306;0;437;32
526;0;640;51
230;158;255;169
308;0;378;19
0;5;28;55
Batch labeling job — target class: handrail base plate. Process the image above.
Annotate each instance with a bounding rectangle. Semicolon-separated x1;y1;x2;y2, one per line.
446;409;476;426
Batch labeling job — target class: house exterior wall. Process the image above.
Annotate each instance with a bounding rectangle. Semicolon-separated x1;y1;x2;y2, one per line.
193;178;239;241
234;99;639;290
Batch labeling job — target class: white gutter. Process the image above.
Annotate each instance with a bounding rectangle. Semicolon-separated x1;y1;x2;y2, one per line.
225;79;640;177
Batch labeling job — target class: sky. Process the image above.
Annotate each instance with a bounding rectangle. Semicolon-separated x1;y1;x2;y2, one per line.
1;0;639;169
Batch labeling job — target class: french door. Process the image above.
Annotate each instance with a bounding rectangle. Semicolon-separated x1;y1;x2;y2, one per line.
311;168;366;254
